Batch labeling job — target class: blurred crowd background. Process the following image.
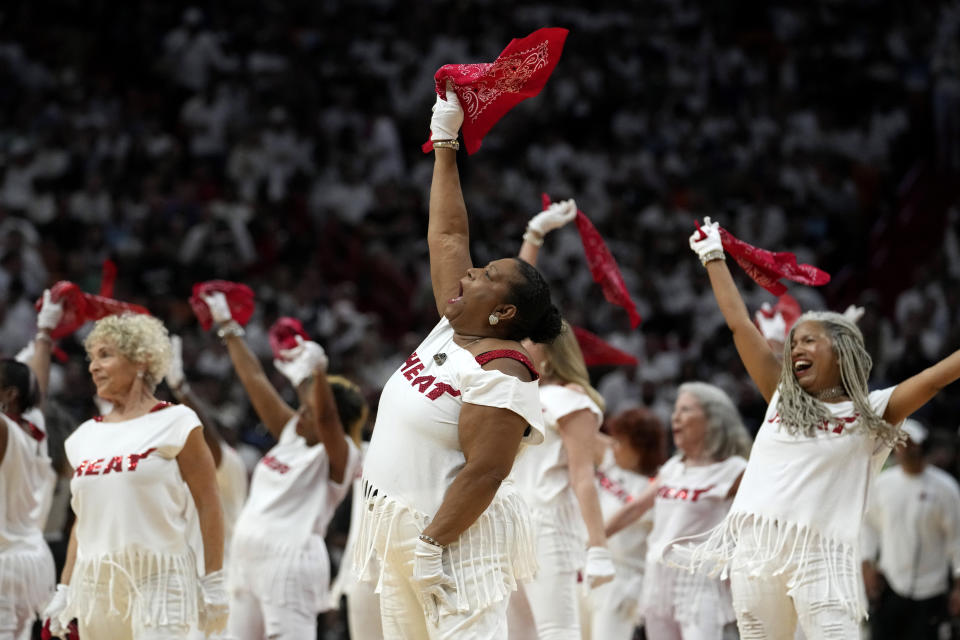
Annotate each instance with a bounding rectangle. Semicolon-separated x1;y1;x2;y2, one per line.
2;1;960;634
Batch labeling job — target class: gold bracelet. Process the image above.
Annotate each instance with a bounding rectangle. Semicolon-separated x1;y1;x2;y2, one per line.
700;249;725;266
432;139;460;151
35;331;53;344
215;321;245;342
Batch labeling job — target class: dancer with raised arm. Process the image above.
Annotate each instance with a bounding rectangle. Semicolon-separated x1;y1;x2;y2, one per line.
197;294;360;640
678;216;960;639
508;198;615;640
354;85;563;640
42;313;227;639
1;290;61;639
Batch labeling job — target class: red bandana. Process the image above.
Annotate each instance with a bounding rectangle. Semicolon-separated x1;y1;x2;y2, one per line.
422;27;569;155
696;221;831;296
572;326;638;367
37;281;151;339
268;317;311;360
543;194;642;328
189;280;256;331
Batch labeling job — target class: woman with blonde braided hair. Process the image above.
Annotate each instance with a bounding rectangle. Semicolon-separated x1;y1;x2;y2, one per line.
679;218;960;640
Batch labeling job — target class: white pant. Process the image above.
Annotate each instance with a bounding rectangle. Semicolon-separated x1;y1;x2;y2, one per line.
729;559;860;640
378;511;513;640
507;569;580;640
0;596;33;640
345;578;383;640
226;587;316;639
579;581;638;640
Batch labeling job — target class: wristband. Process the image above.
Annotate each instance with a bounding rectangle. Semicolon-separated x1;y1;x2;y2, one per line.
35;331;54;345
523;228;544;247
432;139;460;151
216;321;245;342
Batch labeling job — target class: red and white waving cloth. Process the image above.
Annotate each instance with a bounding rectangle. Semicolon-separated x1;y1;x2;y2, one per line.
543;194;642;328
36;280;150;340
189;280;256;331
572;326;638;367
754;294;802;343
695;220;831;296
268;317;311;361
422;27;569;155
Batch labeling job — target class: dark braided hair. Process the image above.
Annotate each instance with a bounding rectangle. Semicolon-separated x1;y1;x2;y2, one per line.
504;258;563;344
0;359;39;412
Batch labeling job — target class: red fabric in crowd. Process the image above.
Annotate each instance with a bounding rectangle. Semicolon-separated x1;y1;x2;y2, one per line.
696;221;831;296
542;194;642;328
572;326;638;367
422;27;569;155
754;293;802;336
99;260;117;298
37;281;150;339
268;317;311;360
189;280;256;331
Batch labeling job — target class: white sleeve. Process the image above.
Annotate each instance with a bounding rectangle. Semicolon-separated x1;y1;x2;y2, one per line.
459;368;545;445
941;478;960;579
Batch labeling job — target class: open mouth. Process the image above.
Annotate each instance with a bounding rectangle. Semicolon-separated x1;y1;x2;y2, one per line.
793;360;812;375
448;282;464;304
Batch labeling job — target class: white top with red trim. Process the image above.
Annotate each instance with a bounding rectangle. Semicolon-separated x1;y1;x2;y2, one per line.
63;403;203;626
0;409;56;613
216;443;248;553
230;414;360;611
596;448;653;574
355;317;544;612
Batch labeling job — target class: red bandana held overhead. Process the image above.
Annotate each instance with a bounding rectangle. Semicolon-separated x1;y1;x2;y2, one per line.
268;317;311;361
189;280;256;331
36;281;150;340
543;194;642;328
572;326;638;367
695;221;831;296
422;27;569;155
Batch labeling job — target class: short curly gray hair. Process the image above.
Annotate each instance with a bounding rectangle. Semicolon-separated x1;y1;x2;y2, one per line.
84;314;171;391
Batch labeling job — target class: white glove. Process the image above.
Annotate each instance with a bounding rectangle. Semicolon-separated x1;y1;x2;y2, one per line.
754;303;787;343
429;83;463;142
14;340;35;364
41;583;70;636
525;199;577;246
37;288;64;331
166;335;186;390
198;570;229;637
688;216;724;265
584;546;616;588
273;337;328;388
842;304;864;324
412;537;457;625
201;292;233;326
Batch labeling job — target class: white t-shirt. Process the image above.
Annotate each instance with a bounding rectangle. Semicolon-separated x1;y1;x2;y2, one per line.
595;448;653;575
216;443;248;552
230;414;360;611
862;464;960;599
362;317;544;517
64;403;203;626
647;454;746;563
0;410;56;612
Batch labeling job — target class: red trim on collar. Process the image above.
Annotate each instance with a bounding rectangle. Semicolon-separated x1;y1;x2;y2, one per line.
475;350;539;380
3;412;46;442
93;401;175;422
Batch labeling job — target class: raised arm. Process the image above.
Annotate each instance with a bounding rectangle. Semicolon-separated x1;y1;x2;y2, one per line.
26;288;64;402
166;335;223;466
885;348;960;425
518;198;577;266
690;219;781;402
202;293;294;438
427;87;471;315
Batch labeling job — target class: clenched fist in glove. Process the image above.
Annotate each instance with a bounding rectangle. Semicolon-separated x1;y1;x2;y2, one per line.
37;289;64;332
41;584;70;638
524;199;577;247
166;335;187;392
198;570;229;637
273;337;328;388
430;83;463;143
584;546;616;588
412;537;458;625
201;292;234;326
688;216;725;266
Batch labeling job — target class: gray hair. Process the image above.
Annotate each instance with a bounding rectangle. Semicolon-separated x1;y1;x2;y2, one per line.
678;381;753;460
777;311;902;446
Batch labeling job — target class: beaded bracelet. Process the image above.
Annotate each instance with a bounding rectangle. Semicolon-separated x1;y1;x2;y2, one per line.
699;249;725;266
216;321;245;342
418;533;445;548
35;331;54;345
432;139;460;151
522;228;544;247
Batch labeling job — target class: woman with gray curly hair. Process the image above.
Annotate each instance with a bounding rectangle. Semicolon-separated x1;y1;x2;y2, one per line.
41;313;227;639
605;381;751;639
684;218;960;639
